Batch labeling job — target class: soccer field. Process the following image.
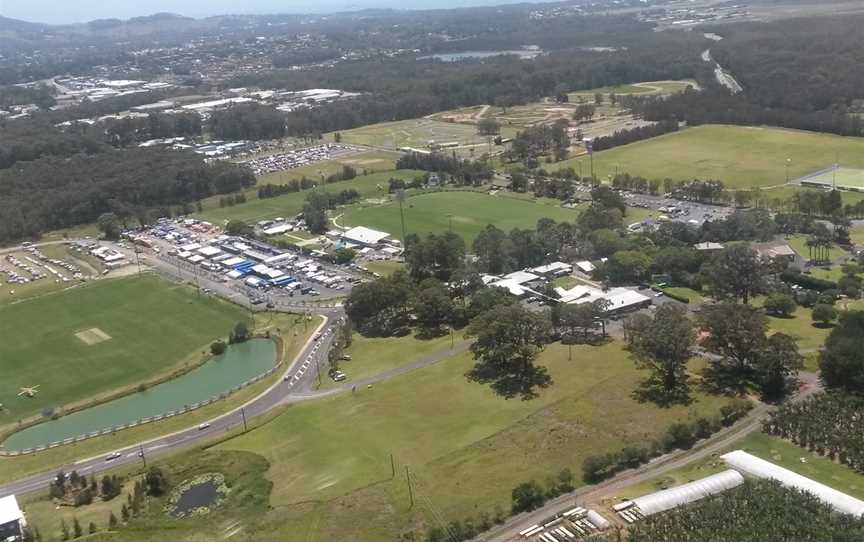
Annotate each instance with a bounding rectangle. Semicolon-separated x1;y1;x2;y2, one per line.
554;125;864;189
798;166;864;190
0;275;248;425
340;191;583;242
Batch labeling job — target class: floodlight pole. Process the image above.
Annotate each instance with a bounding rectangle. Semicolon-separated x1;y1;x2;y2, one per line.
406;466;415;509
241;408;248;433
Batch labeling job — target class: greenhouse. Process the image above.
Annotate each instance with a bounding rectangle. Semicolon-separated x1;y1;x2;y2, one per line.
722;450;864;517
616;469;744;520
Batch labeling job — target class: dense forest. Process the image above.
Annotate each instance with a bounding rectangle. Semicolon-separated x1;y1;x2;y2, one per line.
634;15;864;136
0;148;254;243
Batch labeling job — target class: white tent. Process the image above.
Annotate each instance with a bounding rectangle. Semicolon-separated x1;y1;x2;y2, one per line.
722;450;864;517
627;470;744;516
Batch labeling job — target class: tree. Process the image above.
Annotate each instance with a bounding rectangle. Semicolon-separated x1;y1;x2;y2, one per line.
757;332;803;402
607;250;653;283
332;247;356;265
210;340;227;355
476;118;501;136
145;466;167;496
702;244;765;304
88;522;97;535
73;518;82;539
412;279;455;337
763;292;796;317
820;311;864;393
511;480;546;513
121;504;129;522
629;304;695;404
699;303;769;392
61;520;70;541
229;321;251;343
473;225;514;274
108;512;118;529
97;212;122;240
334;132;342;143
345;271;413;336
465;304;552;399
812;303;837;326
302;191;330;234
225;219;251;236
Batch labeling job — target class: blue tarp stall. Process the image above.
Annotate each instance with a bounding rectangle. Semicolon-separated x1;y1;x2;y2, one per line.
234;261;255;272
272;276;296;287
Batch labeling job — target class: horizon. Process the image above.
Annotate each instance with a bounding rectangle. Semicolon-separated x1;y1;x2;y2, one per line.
0;0;552;25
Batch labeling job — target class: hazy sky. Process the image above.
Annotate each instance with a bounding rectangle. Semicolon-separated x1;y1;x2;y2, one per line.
0;0;543;24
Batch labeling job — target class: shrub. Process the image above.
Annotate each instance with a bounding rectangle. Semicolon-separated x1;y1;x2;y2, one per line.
720;398;753;426
781;270;837;292
210;340;227;355
665;423;697;450
511;480;546;513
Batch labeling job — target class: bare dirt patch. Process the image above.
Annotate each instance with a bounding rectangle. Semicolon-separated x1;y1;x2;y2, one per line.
75;327;112;345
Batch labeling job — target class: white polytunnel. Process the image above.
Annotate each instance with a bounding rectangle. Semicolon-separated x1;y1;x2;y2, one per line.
628;469;744;516
722;450;864;517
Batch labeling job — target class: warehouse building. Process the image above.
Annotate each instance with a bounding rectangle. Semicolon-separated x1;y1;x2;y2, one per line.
0;495;24;541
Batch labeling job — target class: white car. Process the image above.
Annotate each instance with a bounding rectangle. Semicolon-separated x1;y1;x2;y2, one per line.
105;452;122;461
198;423;211;430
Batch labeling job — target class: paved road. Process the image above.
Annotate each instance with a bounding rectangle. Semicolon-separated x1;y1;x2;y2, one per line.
474;371;823;542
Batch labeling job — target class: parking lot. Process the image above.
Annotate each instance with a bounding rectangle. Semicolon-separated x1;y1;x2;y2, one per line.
239;143;360;176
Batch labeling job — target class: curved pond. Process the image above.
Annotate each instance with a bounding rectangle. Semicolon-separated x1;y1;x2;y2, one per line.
3;339;277;451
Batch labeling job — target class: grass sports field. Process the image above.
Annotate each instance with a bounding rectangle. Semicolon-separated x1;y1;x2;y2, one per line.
0;275;248;425
555;125;864;189
798;166;864;189
328;118;518;153
211;341;730;541
339;191;582;243
195;170;423;225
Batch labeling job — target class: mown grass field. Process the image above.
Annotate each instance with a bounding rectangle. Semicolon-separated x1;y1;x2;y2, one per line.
328;118;519;152
0;313;317;485
195;169;423;225
340;190;582;243
767;306;832;351
554;125;864;189
0;275;248;425
319;331;462;390
209;340;731;540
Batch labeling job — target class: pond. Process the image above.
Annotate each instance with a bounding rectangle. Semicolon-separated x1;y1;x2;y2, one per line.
418;49;542;61
3;339;277;451
166;473;229;518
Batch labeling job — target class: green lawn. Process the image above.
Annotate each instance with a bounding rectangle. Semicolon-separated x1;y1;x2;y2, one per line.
341;191;581;243
195;170;423;225
0;275;248;425
767;306;832;351
554;125;864;189
663;286;705;304
319;331;461;390
786;234;844;262
213;340;730;540
329;118;518;151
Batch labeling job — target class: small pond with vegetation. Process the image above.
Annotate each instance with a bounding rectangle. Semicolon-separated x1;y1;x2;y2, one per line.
166;473;229;518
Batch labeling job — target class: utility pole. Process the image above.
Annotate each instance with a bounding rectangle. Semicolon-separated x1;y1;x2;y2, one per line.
241;408;248;433
396;189;408;245
405;466;414;509
568;343;572;361
138;445;146;469
390;454;396;479
134;249;142;275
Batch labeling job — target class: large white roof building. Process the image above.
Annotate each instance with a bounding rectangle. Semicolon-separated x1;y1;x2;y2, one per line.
722;450;864;517
341;226;391;246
